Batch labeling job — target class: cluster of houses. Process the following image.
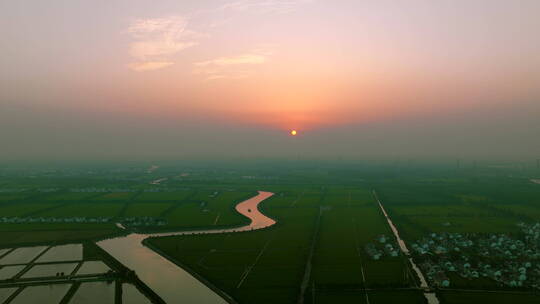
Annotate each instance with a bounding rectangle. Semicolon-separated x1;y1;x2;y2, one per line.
69;187;190;193
121;217;167;227
149;178;168;185
70;188;138;193
140;187;191;192
0;189;27;193
0;216;167;227
36;188;60;192
1;216;112;224
411;222;540;289
0;187;198;194
147;165;159;173
365;234;401;260
1;188;60;193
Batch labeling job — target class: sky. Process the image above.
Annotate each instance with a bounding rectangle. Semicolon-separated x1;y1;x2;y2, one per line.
1;0;539;160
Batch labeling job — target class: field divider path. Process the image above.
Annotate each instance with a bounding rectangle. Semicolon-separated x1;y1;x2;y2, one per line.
157;189;199;218
13;246;51;280
290;190;305;207
59;281;81;304
353;218;370;304
297;206;323;304
115;190;143;219
236;236;274;289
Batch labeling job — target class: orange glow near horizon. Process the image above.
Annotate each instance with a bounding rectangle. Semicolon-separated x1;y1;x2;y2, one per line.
290;130;297;136
22;1;537;136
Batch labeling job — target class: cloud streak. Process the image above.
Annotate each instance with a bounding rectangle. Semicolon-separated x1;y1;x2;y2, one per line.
128;61;174;72
127;16;198;71
193;50;271;80
221;0;313;14
194;54;267;67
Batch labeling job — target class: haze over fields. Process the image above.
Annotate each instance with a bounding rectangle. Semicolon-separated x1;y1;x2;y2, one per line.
1;0;539;160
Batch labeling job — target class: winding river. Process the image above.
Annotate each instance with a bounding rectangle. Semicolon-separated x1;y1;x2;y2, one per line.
98;191;275;304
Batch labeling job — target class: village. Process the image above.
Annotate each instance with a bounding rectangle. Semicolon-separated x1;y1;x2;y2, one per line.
0;216;167;227
364;234;401;260
409;222;540;289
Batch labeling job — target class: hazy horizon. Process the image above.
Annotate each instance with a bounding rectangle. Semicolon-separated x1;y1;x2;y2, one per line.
2;0;539;160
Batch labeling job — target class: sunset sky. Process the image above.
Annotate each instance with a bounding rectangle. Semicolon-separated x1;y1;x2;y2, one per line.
1;0;539;160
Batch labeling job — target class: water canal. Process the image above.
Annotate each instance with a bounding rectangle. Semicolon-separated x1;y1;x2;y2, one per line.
98;191;275;304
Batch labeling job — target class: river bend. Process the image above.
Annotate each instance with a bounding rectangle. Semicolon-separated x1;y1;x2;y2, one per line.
98;191;274;304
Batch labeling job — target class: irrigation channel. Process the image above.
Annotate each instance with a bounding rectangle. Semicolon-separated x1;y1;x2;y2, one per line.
98;191;275;304
372;190;440;304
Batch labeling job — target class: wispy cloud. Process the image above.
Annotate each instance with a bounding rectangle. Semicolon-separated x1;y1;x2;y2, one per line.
194;54;267;67
193;46;273;80
221;0;313;14
128;61;174;72
127;16;198;71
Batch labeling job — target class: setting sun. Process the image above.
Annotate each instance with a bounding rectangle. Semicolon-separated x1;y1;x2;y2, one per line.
1;2;539;304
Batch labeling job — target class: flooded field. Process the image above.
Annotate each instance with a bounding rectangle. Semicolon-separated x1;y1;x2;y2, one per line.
0;287;17;302
0;242;155;304
70;282;115;303
10;284;71;304
21;263;78;278
76;261;110;275
0;247;46;264
0;265;25;280
36;244;82;262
